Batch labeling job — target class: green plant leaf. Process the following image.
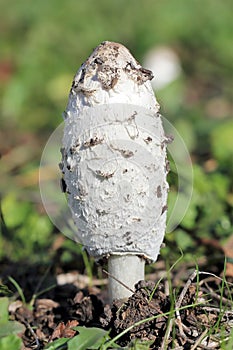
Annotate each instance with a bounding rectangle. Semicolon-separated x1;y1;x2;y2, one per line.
175;229;195;251
0;321;25;338
0;284;13;298
128;338;155;349
1;194;31;229
8;277;26;304
68;327;108;350
0;298;24;339
211;120;233;164
0;297;25;340
0;334;22;350
0;297;9;322
44;337;69;350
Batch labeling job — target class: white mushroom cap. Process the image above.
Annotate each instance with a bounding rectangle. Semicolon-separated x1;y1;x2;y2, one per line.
61;41;169;262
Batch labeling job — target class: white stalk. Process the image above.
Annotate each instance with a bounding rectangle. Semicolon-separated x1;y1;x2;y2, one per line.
108;255;145;302
61;41;169;302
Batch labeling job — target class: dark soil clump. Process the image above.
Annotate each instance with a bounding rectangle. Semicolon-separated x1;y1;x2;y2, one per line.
101;281;170;347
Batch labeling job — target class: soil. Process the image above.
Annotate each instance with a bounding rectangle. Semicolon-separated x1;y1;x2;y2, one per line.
1;250;233;350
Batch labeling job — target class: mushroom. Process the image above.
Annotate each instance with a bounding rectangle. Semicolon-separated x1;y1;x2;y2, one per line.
60;41;169;302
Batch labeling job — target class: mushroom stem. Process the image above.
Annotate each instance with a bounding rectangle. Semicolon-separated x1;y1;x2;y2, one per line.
108;255;145;303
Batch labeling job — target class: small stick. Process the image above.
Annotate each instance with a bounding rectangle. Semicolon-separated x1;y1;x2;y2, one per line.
202;285;232;306
103;268;134;295
162;270;198;348
198;271;233;286
190;328;208;350
202;306;233;315
175;270;198;338
175;270;198;311
24;320;40;349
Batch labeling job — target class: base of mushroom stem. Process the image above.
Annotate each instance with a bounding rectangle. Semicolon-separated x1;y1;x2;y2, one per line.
108;254;145;303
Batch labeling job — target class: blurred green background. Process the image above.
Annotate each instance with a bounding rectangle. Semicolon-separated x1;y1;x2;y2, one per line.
0;0;232;267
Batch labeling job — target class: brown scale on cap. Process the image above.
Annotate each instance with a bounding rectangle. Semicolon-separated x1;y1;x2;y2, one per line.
72;41;153;93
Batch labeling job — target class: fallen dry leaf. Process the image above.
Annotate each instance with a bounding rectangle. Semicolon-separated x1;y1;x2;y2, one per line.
50;320;79;340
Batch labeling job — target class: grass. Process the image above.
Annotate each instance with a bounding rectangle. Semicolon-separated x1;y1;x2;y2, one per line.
8;277;26;305
2;257;233;349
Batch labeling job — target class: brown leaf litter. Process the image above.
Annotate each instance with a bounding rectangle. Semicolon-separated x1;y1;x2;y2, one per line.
4;263;233;349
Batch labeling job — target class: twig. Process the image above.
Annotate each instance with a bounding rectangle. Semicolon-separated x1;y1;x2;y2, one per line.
202;306;233;315
175;270;198;339
199;271;233;287
161;271;198;348
190;328;208;350
202;284;233;306
103;269;134;294
24;320;40;349
198;276;220;286
175;270;198;311
175;317;192;339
